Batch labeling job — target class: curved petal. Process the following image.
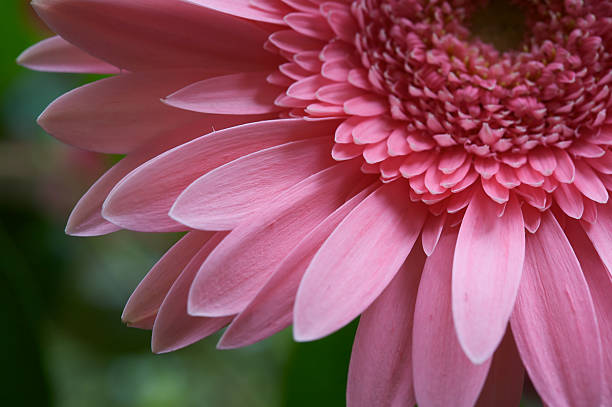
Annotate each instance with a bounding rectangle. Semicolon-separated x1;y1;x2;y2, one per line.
452;189;525;364
475;329;525;407
122;231;214;327
38;71;220;154
66;120;243;236
217;183;376;349
346;249;425;407
164;73;283;115
32;0;279;72
582;202;612;276
294;180;427;341
413;228;492;407
564;221;612;406
182;0;289;24
17;36;119;74
421;213;446;256
103;118;338;232
170;137;335;230
510;212;603;407
187;161;363;317
151;232;233;354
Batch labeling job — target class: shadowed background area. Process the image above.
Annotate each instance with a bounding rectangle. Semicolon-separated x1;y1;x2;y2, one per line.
0;1;544;406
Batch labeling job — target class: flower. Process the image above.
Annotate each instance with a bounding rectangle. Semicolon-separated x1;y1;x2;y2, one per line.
19;0;612;405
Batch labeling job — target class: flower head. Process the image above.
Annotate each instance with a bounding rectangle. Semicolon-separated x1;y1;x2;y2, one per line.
19;0;612;406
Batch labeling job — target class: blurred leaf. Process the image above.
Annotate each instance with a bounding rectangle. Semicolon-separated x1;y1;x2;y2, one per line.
0;208;54;406
282;320;358;406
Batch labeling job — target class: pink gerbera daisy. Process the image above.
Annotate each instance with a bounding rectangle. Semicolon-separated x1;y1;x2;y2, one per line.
19;0;612;405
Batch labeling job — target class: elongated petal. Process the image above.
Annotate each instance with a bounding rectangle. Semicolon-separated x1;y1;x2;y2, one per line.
66;121;214;236
122;231;214;327
510;212;603;407
413;228;491;407
421;213;446;256
188;162;363;317
170;138;335;230
164;73;284;115
103;119;338;232
294;180;427;341
218;183;375;349
564;222;612;406
152;232;232;354
346;249;425;407
32;0;278;72
582;202;612;275
475;329;525;407
38;71;220;154
17;36;119;74
452;189;525;363
183;0;288;24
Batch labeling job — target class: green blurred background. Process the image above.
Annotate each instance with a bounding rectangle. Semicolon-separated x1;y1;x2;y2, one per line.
0;1;358;406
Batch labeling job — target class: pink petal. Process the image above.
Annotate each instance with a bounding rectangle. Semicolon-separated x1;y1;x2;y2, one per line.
553;183;584;219
352;117;393;144
122;231;214;327
32;0;278;72
474;157;500;179
287;75;330;100
269;30;324;53
565;221;612;406
294;180;427;341
438;148;467;174
399;151;437;177
573;160;609;204
170;138;335;230
587;151;612;174
326;9;358;43
363;140;389;164
317;83;365;105
413;228;492;407
495;164;521;188
183;0;288;24
515;164;545;187
284;12;334;41
582;202;612;275
102;118;338;232
343;95;388;117
38;71;222;154
387;128;412;156
127;314;156;330
453;189;525;364
151;232;232;353
17;36;119;74
346;249;425;407
510;212;603;407
217;183;375;349
421;213;447;256
553;148;576;183
332;143;364;160
187;162;364;317
475;329;525;407
164;73;284;115
521;204;542;234
66;121;214;236
481;177;510;204
322;59;354;81
528;147;557;176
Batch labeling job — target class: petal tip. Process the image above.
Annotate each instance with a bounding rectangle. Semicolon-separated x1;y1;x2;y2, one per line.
215;334;239;350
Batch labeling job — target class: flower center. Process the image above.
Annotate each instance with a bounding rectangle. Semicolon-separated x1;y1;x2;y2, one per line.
353;0;610;156
468;0;526;52
269;0;611;219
